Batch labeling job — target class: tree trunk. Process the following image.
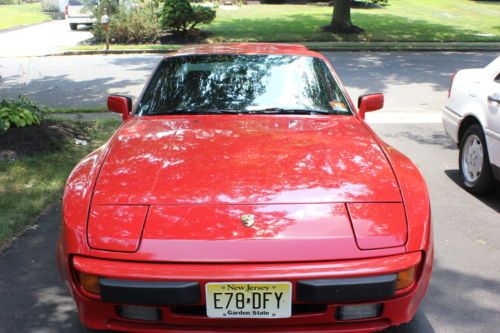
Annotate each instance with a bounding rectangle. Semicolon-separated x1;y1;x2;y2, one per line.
332;0;352;31
323;0;364;33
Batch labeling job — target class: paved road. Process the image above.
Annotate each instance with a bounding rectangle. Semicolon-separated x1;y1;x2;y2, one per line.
1;52;499;120
1;123;498;333
0;20;92;57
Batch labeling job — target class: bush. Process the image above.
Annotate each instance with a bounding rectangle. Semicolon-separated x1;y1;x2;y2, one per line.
0;97;46;134
92;4;162;44
160;0;216;34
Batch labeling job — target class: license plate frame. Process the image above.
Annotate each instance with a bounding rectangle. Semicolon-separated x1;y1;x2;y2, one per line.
205;281;292;319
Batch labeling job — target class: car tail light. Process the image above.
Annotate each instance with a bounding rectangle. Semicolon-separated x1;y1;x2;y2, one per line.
396;266;416;290
77;271;101;294
448;72;456;98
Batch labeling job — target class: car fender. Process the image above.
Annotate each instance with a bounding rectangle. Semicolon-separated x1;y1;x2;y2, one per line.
60;145;111;257
375;138;432;253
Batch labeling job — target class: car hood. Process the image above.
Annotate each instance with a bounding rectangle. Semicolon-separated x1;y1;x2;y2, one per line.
88;115;406;261
92;115;401;205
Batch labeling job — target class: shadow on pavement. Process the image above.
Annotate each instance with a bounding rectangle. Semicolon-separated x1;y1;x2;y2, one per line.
444;169;500;213
384;130;457;150
0;74;142;109
107;56;163;73
330;52;497;93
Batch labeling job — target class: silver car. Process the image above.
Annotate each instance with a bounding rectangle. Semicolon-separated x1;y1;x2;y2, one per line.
65;0;97;30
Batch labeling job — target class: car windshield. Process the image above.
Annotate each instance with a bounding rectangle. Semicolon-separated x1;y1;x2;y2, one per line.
136;54;352;116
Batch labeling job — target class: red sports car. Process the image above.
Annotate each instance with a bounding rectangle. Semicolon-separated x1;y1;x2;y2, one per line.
58;43;433;332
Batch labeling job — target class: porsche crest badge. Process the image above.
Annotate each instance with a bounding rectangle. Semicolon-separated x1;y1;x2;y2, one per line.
240;214;255;227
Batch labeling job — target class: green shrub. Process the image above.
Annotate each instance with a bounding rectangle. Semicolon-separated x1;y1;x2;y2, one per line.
192;5;216;27
0;97;46;134
92;4;162;43
160;0;216;34
0;0;17;5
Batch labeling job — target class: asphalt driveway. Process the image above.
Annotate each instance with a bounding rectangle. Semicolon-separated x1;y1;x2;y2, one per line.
1;122;499;333
0;20;91;57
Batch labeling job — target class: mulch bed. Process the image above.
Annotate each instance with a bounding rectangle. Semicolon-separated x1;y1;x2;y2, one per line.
0;121;89;161
160;29;213;45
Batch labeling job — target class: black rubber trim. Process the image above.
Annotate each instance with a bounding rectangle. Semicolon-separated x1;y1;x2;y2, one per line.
297;274;397;302
100;279;200;305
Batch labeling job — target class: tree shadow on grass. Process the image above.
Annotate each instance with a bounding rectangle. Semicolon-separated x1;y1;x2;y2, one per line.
351;12;500;42
206;12;499;43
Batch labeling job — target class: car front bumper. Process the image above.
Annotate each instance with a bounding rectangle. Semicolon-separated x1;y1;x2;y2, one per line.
60;247;433;333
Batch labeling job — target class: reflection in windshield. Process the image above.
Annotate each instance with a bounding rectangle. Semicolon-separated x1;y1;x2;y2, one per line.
136;54;352;116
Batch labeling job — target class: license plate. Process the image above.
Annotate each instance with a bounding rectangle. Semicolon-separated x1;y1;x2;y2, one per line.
205;282;292;318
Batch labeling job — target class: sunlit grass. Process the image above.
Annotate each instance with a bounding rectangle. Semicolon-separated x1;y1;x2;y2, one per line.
197;1;500;42
0;3;52;31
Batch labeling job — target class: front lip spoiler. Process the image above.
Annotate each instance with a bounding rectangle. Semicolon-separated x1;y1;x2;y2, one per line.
98;275;397;306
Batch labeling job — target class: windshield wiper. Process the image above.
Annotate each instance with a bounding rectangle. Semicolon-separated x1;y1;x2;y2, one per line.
151;108;242;115
245;107;331;115
150;108;331;116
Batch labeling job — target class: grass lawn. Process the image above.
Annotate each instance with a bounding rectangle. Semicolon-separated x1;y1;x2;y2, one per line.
0;3;52;31
0;120;120;246
197;0;500;42
72;0;500;50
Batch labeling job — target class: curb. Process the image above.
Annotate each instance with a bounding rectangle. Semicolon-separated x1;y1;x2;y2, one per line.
59;43;500;56
59;49;178;56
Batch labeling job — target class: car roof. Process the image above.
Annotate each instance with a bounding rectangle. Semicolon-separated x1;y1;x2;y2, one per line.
171;43;323;58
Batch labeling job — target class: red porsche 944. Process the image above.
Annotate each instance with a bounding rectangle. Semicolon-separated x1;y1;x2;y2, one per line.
58;43;433;333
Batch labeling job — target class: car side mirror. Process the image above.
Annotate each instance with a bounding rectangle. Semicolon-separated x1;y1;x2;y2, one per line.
358;93;384;119
107;95;132;121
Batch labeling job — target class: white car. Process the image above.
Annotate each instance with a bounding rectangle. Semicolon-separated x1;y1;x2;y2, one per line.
65;0;97;30
443;56;500;194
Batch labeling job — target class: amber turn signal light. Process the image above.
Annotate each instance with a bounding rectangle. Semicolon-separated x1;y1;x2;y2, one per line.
396;267;416;290
77;271;101;294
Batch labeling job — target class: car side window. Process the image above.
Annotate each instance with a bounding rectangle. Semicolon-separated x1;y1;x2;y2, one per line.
314;59;351;112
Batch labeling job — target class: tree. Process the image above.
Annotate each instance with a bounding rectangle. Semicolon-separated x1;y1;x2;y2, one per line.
323;0;364;34
160;0;216;35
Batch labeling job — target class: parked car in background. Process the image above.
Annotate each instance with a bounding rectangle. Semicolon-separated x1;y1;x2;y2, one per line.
443;56;500;194
65;0;97;31
58;43;433;333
